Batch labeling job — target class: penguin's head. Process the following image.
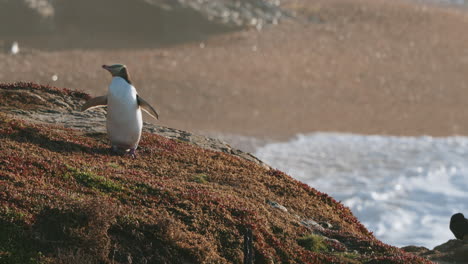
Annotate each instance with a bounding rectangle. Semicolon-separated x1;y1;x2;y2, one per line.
103;64;132;84
102;64;127;76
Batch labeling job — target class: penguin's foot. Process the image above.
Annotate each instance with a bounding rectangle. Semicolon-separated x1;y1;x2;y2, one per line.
128;148;137;159
110;145;136;158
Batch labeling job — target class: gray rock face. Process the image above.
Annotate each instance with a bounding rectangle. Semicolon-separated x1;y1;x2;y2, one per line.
0;0;286;37
267;200;288;212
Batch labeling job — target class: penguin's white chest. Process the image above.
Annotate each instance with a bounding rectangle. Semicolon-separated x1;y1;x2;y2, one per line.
106;77;143;149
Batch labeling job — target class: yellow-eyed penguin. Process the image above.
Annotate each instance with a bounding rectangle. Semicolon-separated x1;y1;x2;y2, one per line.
81;64;159;158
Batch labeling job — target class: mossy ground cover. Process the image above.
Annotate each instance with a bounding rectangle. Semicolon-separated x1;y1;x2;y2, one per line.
0;83;433;263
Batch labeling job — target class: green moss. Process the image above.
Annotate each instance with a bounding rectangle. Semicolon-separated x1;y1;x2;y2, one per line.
61;171;72;180
0;208;43;264
333;251;361;263
297;234;328;252
66;167;123;193
107;163;120;169
0;208;26;223
191;174;209;184
272;225;284;234
132;183;161;196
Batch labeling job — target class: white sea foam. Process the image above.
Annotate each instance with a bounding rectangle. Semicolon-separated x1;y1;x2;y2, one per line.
254;133;468;248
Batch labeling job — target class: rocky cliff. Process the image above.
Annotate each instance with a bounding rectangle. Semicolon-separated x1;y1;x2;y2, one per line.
0;83;432;263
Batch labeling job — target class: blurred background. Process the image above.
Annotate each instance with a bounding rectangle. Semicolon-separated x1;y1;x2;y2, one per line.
2;0;468;249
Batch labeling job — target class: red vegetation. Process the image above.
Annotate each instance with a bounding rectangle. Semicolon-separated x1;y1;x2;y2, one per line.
0;83;433;263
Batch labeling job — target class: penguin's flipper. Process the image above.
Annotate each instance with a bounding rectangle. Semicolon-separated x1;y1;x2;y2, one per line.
81;96;108;111
137;95;159;120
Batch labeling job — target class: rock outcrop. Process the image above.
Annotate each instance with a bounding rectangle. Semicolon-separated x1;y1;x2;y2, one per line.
0;82;433;263
403;239;468;264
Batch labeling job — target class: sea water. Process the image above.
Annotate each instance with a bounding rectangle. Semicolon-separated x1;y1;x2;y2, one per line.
254;133;468;248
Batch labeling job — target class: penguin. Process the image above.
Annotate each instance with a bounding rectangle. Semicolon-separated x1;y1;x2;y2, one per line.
450;213;468;240
81;64;159;158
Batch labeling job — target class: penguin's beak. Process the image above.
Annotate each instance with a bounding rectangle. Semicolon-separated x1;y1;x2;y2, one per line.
102;65;115;76
102;64;125;76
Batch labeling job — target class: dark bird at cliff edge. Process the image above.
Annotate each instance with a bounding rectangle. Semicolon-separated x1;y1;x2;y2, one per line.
450;213;468;240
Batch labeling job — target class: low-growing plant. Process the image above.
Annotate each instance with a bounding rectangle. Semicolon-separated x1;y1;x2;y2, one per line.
191;174;209;184
297;234;329;252
66;167;123;193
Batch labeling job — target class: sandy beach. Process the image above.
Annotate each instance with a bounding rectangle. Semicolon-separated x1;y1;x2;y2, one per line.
2;0;468;141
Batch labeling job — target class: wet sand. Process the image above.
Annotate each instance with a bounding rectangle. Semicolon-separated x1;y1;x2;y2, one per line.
2;0;468;141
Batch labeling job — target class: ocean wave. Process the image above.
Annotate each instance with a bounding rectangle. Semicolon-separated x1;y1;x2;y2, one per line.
255;133;468;248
